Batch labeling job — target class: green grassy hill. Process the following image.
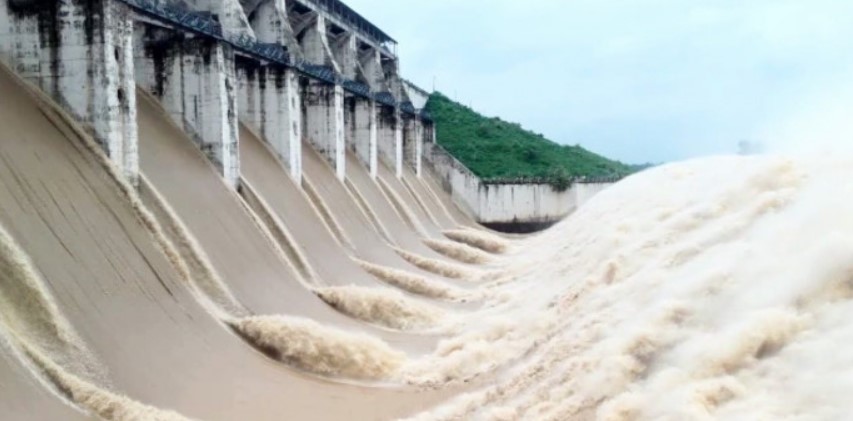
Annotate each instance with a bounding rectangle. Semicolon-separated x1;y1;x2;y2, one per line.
425;92;635;189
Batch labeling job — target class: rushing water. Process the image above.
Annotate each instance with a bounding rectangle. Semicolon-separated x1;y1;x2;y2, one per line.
1;58;850;420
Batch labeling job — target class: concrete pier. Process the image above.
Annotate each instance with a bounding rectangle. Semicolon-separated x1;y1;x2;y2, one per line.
297;14;345;180
348;97;378;178
402;80;432;177
133;27;240;188
236;58;302;180
0;0;138;182
358;48;385;92
304;79;345;180
348;46;385;178
186;0;255;37
247;0;302;61
377;104;403;178
238;0;303;180
403;116;423;176
330;32;357;80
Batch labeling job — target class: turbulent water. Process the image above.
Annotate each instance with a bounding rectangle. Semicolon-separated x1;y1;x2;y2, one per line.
405;155;853;420
0;58;850;420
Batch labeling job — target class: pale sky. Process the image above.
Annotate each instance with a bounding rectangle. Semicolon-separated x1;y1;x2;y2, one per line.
345;0;853;164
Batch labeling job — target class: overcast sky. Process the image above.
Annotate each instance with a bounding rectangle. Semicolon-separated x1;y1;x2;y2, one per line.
345;0;853;164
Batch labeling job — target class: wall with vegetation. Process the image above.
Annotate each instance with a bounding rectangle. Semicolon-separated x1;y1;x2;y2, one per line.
425;142;612;232
425;92;636;189
423;92;627;231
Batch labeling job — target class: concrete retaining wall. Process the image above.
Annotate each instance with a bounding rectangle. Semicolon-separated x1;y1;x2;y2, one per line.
425;142;614;232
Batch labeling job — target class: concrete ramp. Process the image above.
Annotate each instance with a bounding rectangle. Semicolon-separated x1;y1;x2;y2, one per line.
401;166;462;230
138;95;400;331
239;126;384;289
303;141;475;279
0;63;448;420
345;151;472;263
0;64;239;419
241;124;472;299
378;161;446;238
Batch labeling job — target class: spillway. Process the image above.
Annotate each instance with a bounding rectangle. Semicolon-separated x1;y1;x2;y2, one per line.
401;167;459;231
3;53;850;418
0;63;454;420
2;0;846;418
239;125;403;290
233;123;453;330
344;151;474;266
302;140;487;279
420;168;481;229
378;162;448;239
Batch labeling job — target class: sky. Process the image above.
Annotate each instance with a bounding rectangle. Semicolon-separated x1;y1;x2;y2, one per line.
344;0;853;164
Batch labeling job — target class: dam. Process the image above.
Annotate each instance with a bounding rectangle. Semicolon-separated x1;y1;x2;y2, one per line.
1;1;848;420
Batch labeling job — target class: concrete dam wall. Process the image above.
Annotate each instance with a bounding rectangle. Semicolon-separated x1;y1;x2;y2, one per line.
0;0;605;232
0;0;428;186
0;0;613;420
0;1;841;420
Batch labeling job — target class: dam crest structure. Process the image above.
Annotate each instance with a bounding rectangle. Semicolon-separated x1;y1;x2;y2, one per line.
0;0;431;190
0;0;612;232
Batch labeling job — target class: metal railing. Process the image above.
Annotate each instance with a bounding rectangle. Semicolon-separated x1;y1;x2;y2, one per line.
374;91;397;108
123;0;224;37
300;64;337;84
297;0;396;58
481;175;624;186
400;101;416;115
341;79;371;97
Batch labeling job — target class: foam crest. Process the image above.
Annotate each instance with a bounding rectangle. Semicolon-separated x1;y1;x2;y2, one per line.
138;176;248;317
0;222;103;381
0;214;191;420
423;239;493;264
314;285;446;330
27;349;193;421
443;229;510;254
356;259;472;301
231;316;406;380
394;248;482;280
401;313;559;387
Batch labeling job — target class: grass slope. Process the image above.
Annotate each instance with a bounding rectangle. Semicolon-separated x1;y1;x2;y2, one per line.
426;92;634;189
